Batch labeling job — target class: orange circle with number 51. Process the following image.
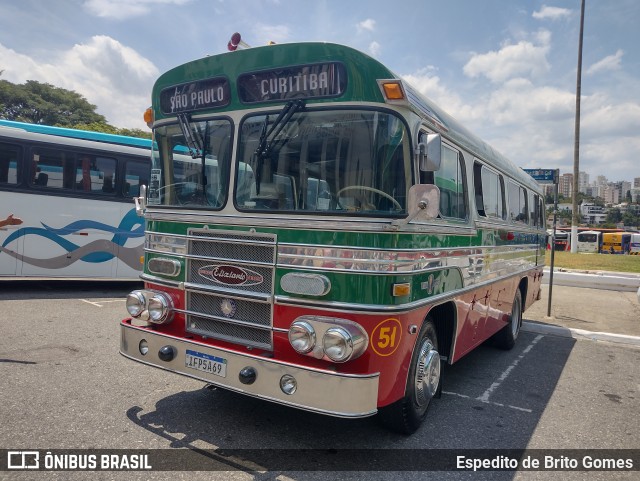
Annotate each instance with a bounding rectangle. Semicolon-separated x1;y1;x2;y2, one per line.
370;318;402;356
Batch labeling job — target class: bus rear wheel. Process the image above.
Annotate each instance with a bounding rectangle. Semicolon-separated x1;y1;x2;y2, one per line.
493;289;522;350
378;320;441;435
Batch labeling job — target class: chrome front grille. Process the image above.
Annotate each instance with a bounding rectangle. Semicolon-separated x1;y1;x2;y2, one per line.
188;291;271;327
185;229;276;350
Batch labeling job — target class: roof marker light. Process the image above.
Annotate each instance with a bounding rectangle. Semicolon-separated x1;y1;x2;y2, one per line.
143;107;153;128
227;32;251;51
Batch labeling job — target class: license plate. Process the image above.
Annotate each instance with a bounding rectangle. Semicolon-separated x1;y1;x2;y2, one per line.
185;349;227;378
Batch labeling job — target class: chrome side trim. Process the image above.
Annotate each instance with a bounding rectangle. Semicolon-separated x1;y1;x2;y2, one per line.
120;321;379;418
140;273;183;289
275;267;542;314
143;211;478;235
183;282;272;302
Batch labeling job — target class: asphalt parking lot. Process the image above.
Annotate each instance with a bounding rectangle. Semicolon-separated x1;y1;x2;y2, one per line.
0;280;638;480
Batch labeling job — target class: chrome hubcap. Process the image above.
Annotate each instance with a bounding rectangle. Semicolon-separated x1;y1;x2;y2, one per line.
511;297;521;338
414;340;440;407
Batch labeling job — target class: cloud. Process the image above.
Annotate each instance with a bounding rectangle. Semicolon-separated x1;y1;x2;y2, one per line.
83;0;191;20
356;19;376;33
463;30;551;83
253;23;291;44
586;49;624;76
532;5;572;20
402;68;479;124
0;36;158;129
368;41;381;57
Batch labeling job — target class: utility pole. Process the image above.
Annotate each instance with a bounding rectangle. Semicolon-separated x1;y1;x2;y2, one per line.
571;0;586;252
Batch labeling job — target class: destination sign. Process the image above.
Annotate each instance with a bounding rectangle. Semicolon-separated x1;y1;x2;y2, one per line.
238;62;347;103
523;168;559;184
160;77;230;114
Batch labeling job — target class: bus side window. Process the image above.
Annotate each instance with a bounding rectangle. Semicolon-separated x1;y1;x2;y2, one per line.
530;193;540;226
123;159;150;197
74;155;117;194
0;142;22;184
435;145;466;219
508;181;528;223
474;161;505;220
31;149;68;189
473;162;485;216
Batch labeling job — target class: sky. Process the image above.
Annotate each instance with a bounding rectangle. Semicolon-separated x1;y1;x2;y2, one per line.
0;0;639;183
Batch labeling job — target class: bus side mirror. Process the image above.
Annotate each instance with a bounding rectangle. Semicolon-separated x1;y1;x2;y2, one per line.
407;184;440;220
390;184;440;229
135;184;147;216
417;133;442;172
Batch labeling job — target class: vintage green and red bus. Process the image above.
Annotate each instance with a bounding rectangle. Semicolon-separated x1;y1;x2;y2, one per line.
120;40;545;434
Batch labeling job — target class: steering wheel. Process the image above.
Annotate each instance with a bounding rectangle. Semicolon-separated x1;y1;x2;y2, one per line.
336;185;402;211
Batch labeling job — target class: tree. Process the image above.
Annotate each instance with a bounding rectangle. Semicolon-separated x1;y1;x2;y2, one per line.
0;79;106;126
0;79;151;139
71;122;151;139
605;208;622;224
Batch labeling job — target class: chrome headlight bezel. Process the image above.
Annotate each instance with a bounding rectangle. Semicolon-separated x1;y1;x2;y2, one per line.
323;326;354;362
288;320;316;354
126;291;146;318
147;293;174;324
289;315;368;363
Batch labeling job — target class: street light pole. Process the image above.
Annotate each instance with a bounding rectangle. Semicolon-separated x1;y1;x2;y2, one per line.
571;0;586;252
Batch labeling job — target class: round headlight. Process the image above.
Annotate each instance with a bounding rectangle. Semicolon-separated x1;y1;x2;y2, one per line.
323;327;354;362
288;321;316;354
126;291;146;318
148;293;173;324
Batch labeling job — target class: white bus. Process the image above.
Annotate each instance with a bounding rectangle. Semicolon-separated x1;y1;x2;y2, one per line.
576;230;601;253
0;121;151;279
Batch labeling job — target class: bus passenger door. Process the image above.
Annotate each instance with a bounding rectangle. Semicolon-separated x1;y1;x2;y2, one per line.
115;160;147;279
114;205;144;279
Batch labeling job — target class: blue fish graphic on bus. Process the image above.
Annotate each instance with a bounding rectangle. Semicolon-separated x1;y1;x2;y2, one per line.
0;209;144;271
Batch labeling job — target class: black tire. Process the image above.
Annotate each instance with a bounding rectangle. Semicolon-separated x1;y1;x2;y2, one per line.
493;288;523;350
378;320;441;435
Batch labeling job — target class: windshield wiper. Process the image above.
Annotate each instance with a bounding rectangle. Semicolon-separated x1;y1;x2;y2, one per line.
254;99;305;194
178;113;204;158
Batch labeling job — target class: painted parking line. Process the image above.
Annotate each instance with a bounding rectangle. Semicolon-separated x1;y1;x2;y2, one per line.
442;390;532;413
80;299;125;308
476;334;543;403
442;334;544;414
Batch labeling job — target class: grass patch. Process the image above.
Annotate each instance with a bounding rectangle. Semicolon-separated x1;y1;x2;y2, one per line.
545;251;640;273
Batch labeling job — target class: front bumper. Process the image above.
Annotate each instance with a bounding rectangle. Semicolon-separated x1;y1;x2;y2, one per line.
120;320;379;418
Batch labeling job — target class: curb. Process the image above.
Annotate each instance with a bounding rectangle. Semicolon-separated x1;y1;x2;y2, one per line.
542;268;640;292
522;320;640;347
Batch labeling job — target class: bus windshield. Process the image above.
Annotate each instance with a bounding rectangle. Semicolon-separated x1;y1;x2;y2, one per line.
235;109;411;215
150;119;232;208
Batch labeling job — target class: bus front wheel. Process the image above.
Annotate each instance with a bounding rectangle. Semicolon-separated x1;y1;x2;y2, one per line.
378;319;441;435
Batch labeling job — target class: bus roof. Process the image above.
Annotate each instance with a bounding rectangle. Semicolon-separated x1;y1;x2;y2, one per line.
152;42;538;191
0;119;152;150
0;124;152;157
